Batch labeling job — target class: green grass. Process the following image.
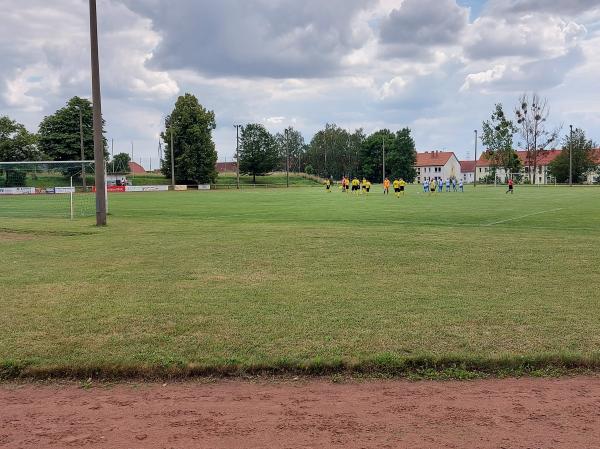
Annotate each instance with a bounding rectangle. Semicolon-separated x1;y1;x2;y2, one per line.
1;185;600;379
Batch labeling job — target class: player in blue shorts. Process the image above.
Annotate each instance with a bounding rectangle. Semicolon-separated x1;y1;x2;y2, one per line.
459;179;464;192
446;178;451;192
438;179;443;193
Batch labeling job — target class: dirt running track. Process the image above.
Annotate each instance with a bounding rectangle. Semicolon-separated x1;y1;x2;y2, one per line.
1;377;599;449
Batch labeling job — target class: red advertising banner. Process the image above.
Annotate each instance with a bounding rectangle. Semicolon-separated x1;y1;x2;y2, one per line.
92;186;126;193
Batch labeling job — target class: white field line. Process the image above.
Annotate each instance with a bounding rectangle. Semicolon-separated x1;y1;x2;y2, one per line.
482;208;564;226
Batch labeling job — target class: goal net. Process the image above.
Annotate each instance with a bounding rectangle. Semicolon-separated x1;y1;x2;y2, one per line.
0;161;98;219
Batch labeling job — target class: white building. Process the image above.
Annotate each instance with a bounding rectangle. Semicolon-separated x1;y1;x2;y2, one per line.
459;161;476;184
476;150;562;185
415;151;461;184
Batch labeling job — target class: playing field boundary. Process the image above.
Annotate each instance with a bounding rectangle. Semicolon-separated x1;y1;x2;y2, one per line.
2;354;600;382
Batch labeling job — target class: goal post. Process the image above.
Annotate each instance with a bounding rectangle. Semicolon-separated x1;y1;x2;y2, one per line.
0;160;98;219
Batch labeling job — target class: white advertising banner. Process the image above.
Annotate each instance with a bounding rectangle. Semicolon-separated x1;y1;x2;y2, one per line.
54;187;75;194
175;185;188;191
198;184;211;191
125;185;169;192
0;187;36;195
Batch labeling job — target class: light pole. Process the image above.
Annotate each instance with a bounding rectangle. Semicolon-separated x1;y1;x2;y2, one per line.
234;125;242;189
170;127;175;189
382;135;386;185
569;124;573;187
285;128;290;188
89;0;106;226
474;130;478;188
78;106;86;190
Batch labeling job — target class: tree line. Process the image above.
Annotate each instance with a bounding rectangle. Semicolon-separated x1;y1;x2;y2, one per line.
480;93;598;184
2;92;599;188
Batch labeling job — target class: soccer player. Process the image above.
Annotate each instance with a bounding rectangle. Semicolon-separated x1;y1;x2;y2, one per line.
325;178;332;192
393;178;401;197
430;179;437;195
361;177;367;194
366;180;372;194
459;179;464;192
438;178;443;193
352;177;360;195
423;179;429;194
399;178;407;196
383;178;390;195
446;178;451;192
507;178;514;194
452;179;457;192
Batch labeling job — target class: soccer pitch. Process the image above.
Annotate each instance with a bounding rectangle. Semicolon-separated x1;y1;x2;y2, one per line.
1;185;599;378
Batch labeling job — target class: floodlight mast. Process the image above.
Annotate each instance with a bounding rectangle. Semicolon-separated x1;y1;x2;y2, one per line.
89;0;107;226
474;129;478;188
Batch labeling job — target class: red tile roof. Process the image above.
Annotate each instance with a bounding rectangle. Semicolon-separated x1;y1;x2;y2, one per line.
459;161;476;173
128;161;146;174
476;150;562;167
416;151;456;167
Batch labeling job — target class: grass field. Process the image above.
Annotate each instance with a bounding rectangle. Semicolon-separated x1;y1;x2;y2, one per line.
1;185;599;379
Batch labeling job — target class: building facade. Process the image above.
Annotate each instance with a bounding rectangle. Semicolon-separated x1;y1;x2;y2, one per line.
459;161;476;184
475;150;563;185
415;151;462;184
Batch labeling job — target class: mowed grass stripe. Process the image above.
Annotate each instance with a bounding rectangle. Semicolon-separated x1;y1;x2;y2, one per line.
1;186;599;379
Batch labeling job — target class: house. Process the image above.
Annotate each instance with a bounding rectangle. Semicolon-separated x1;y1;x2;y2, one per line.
459;161;476;184
586;150;600;184
415;151;461;184
216;162;238;173
475;150;562;184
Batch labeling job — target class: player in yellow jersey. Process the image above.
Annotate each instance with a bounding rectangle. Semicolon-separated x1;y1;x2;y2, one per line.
399;179;407;196
325;178;332;192
361;178;367;194
365;180;372;194
352;177;360;195
393;178;401;197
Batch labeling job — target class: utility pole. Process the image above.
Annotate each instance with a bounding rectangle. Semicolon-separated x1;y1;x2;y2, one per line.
234;125;242;189
111;138;114;174
131;141;135;181
89;0;106;226
170;127;175;189
78;107;86;190
474;130;478;188
382;135;386;185
569;124;573;186
285;128;290;188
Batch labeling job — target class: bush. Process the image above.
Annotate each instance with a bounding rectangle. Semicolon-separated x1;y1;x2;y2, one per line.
305;165;314;175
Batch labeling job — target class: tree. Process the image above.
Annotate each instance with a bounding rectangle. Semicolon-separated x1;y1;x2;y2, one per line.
549;128;597;183
274;127;306;173
109;153;131;174
238;123;279;183
161;93;218;184
38;97;107;168
388;128;417;182
305;125;364;179
360;129;394;181
0;116;41;186
515;93;559;184
482;104;522;178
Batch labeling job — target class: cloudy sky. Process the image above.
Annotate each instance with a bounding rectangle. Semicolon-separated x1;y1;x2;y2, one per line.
2;0;600;167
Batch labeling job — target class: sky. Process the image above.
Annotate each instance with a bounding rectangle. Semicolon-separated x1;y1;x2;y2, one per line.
2;0;600;168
